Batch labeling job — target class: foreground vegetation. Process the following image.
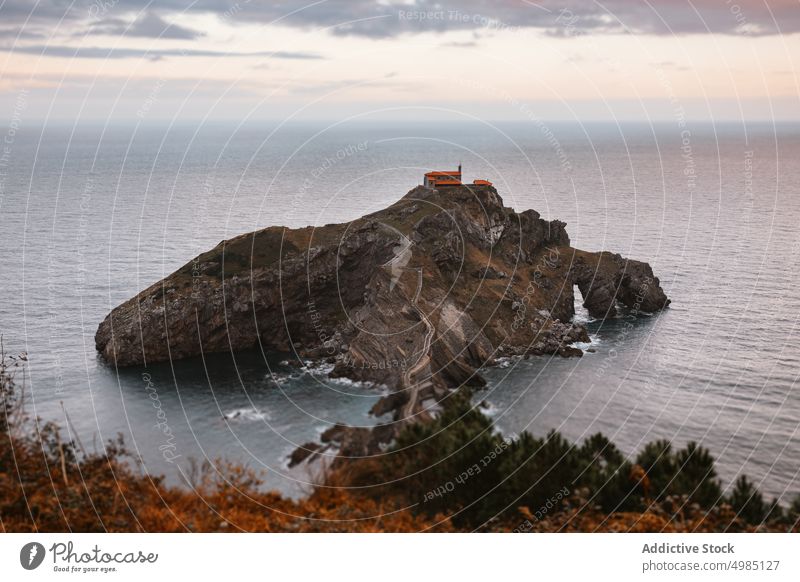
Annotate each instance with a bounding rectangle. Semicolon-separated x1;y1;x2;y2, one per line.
2;350;798;532
342;391;800;531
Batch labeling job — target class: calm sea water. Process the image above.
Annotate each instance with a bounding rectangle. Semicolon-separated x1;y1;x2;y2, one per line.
1;120;799;501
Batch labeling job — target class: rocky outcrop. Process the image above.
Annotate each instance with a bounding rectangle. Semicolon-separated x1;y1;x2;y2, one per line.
96;184;670;436
570;252;669;319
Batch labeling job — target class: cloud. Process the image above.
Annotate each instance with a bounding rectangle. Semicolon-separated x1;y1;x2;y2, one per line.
174;0;800;37
3;45;324;61
1;0;798;42
87;12;205;40
0;26;48;40
0;71;268;96
282;75;424;96
654;60;690;72
440;40;479;48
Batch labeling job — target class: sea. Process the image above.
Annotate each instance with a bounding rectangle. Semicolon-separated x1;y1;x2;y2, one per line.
1;119;799;502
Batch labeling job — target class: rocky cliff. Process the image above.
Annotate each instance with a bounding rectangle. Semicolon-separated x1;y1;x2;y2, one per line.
96;184;669;436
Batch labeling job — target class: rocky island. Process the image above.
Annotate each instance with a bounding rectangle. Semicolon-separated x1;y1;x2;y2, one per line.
96;183;669;459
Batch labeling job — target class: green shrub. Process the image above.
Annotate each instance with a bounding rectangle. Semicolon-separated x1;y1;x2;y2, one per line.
728;475;767;525
358;390;790;529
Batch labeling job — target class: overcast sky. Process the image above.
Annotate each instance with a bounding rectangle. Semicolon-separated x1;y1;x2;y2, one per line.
1;0;798;122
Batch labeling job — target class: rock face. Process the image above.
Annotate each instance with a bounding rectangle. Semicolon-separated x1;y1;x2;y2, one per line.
96;184;670;429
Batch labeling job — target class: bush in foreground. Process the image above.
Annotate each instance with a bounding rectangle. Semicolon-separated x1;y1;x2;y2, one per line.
342;390;800;532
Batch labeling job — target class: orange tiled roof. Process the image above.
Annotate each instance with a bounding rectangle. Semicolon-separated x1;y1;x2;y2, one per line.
425;171;461;176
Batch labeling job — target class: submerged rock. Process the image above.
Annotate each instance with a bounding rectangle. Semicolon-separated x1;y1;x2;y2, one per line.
288;442;322;468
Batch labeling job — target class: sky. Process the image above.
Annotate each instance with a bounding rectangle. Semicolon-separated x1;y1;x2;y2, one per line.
0;0;798;123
